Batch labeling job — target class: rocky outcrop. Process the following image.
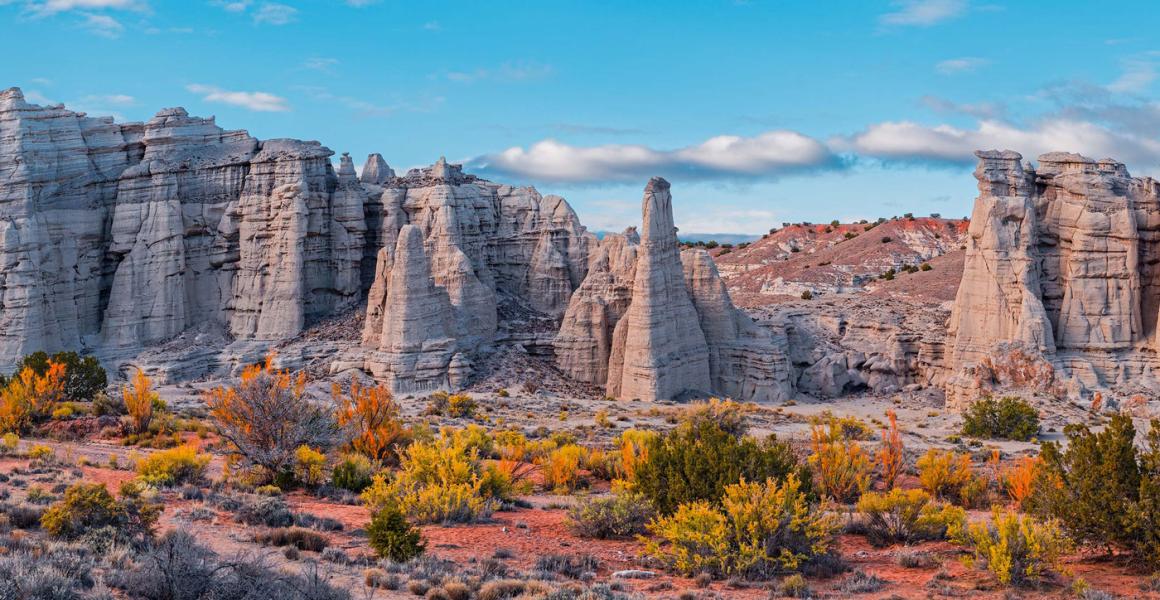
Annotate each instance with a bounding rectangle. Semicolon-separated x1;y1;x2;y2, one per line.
0;88;374;374
556;178;792;402
347;157;594;393
946;150;1160;405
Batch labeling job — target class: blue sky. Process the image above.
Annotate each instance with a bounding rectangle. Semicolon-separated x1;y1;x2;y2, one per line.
4;0;1160;234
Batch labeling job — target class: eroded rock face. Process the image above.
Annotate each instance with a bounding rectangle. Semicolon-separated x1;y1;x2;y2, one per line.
946;149;1160;405
351;157;594;393
556;178;792;402
0;89;374;374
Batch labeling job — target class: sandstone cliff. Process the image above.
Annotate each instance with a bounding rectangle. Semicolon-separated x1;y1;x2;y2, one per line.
946;150;1160;406
555;178;793;402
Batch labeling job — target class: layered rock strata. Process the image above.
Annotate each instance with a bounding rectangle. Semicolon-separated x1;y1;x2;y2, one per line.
946;150;1160;405
555;178;793;402
0;89;592;386
352;157;594;393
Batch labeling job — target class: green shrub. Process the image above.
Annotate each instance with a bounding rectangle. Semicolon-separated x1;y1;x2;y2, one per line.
367;504;425;562
135;445;211;487
1028;414;1160;565
19;350;107;402
567;491;655;539
41;482;159;543
331;453;377;492
855;488;965;547
779;573;812;598
961;396;1039;441
953;507;1072;585
633;418;810;515
644;474;838;579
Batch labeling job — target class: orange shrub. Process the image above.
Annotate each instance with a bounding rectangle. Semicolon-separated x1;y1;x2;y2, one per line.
809;421;871;503
1001;455;1039;508
122;369;157;434
334;380;405;463
876;410;903;490
0;361;65;433
206;355;339;479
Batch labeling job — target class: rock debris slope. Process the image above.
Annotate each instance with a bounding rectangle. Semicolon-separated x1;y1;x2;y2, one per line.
556;178;793;402
946;150;1160;406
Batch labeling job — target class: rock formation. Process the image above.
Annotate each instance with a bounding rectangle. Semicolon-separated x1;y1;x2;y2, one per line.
349;157;595;393
946;150;1160;405
555;178;793;402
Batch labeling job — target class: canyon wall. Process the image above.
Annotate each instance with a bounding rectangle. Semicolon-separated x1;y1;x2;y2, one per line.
946;150;1160;406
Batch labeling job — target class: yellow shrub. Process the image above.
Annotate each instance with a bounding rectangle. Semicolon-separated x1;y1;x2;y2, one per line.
645;474;838;578
538;444;587;493
122;369;157;434
29;444;55;463
615;429;656;485
809;422;872;503
855;488;966;546
363;434;499;524
293;445;327;487
0;363;65;433
954;507;1073;585
917;449;974;501
135;445;211;487
1;432;18;454
51;406;74;420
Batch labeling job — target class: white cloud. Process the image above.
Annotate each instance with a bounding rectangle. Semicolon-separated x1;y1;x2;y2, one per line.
252;2;295;25
345;0;379;6
186;84;290;112
445;61;554;83
23;0;144;16
676;208;778;236
295;85;444;117
79;93;134;105
880;0;967;27
1107;57;1157;94
919;95;1005;119
470;130;837;183
302;57;339;73
935;57;987;75
422;20;440;31
79;12;123;37
836;117;1160;168
218;0;249;12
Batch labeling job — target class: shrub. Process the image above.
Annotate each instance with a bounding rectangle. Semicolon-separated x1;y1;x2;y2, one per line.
234;494;294;527
953;507;1072;585
331;453;377;492
122;368;157;434
1001;456;1039;509
334;380;406;463
1028;414;1160;564
0;362;65;433
838;569;888;594
40;482;159;544
367;504;425;562
633;418;809;515
207;355;340;482
567;491;655;539
28;444;55;463
916;449;973;502
896;549;938;568
800;291;813;300
920;263;932;271
255;527;329;552
961;396;1039;441
876;410;903;490
809;421;872;503
0;432;18;455
135;445;211;487
779;573;811;598
18;351;107;402
123;530;351;600
644;474;839;579
682;398;750;436
361;435;501;524
614;429;656;484
538;444;587;493
855;488;966;547
293;445;327;487
425;392;477;418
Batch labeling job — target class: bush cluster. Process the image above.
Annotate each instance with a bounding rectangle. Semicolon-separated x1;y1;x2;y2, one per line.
567;491;655;539
961;396;1040;441
644;474;838;579
631;418;809;515
854;488;965;547
135;445;211;487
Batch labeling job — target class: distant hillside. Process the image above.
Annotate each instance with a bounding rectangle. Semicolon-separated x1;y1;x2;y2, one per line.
714;217;969;306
